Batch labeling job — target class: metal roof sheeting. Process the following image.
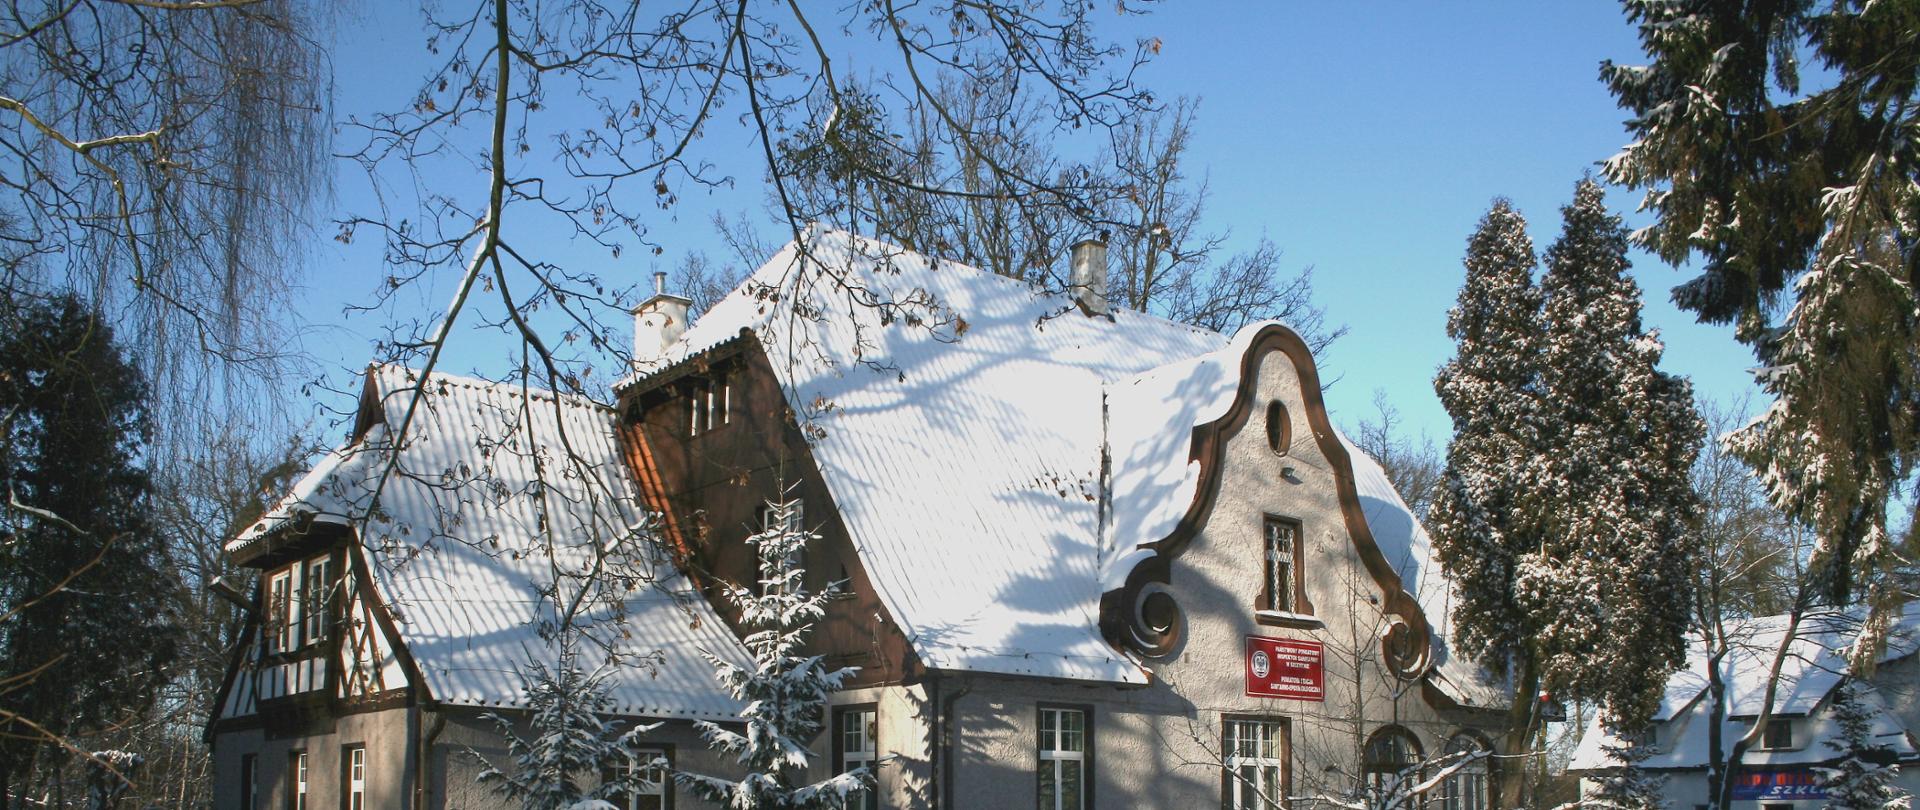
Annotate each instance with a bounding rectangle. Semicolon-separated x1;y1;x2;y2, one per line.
237;366;748;719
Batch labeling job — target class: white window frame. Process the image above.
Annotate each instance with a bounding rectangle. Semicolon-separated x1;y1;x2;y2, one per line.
268;570;297;653
346;746;365;810
838;706;878;810
1038;707;1087;810
1263;518;1296;613
291;751;308;810
611;748;669;810
1224;718;1285;810
303;557;333;646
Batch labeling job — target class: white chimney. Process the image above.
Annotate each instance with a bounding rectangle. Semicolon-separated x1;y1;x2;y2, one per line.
632;271;692;371
1070;236;1109;316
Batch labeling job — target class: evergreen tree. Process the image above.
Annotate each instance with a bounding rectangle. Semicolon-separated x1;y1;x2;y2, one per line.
1818;680;1911;810
1429;199;1546;789
0;293;179;800
473;637;661;810
1602;0;1920;638
1522;179;1705;731
676;499;868;809
1588;741;1668;810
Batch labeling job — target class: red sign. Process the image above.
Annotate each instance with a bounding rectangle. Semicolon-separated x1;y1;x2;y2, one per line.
1246;635;1324;701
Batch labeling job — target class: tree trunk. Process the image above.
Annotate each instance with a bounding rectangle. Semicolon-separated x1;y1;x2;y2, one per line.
1499;655;1539;810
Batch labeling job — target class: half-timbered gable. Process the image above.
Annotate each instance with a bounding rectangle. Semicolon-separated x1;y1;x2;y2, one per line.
209;366;750;810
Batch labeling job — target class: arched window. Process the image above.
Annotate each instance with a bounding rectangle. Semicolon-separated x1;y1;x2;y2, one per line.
1438;733;1491;810
1364;727;1424;809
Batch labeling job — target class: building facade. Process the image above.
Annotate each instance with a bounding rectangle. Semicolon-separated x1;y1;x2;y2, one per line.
1570;607;1920;810
210;228;1509;809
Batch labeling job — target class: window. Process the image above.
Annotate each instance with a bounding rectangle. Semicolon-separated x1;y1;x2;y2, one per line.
1437;734;1489;810
304;557;334;645
1261;517;1303;614
1222;717;1286;810
688;374;729;436
268;570;296;653
342;745;364;810
835;706;879;810
1364;728;1423;809
288;751;308;810
1265;400;1291;455
1038;706;1090;810
609;748;671;810
1763;717;1794;749
241;754;257;810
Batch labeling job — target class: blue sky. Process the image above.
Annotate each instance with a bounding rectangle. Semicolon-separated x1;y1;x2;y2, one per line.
308;2;1760;444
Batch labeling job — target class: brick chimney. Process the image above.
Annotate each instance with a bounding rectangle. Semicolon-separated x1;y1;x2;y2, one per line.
632;271;692;371
1069;236;1109;317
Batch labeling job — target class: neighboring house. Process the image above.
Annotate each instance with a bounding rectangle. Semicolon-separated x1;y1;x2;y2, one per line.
1569;606;1920;810
209;227;1509;809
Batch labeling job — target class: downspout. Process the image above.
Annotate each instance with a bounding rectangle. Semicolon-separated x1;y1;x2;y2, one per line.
414;704;446;810
928;672;941;809
940;674;973;810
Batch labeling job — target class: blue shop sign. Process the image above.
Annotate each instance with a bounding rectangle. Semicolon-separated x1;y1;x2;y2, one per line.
1731;769;1827;800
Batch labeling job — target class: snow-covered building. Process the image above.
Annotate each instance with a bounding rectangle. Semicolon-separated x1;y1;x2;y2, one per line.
209;227;1509;809
1569;606;1920;810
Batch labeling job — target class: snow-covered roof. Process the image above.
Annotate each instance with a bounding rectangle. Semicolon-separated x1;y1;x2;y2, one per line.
235;365;749;720
1569;605;1920;771
633;226;1499;697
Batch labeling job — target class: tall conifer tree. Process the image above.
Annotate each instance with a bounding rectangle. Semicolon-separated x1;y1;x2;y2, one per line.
1430;199;1546;791
1603;0;1920;645
1522;179;1704;731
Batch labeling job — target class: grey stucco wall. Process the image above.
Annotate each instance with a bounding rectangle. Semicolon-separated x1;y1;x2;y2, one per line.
215;704;754;810
213;706;412;810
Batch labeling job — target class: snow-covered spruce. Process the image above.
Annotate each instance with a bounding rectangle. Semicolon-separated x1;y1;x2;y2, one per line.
1522;179;1703;732
1588;740;1668;810
471;637;663;810
1818;680;1912;810
676;498;870;809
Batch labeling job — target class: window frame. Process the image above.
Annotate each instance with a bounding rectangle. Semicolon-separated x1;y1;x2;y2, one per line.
1363;727;1424;809
287;750;308;810
1036;703;1093;810
606;744;673;810
1256;515;1315;625
833;703;879;810
1221;714;1289;810
241;753;258;810
756;499;807;596
1437;732;1491;810
1265;400;1292;456
268;569;297;654
340;744;364;810
1762;717;1794;750
304;556;335;646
